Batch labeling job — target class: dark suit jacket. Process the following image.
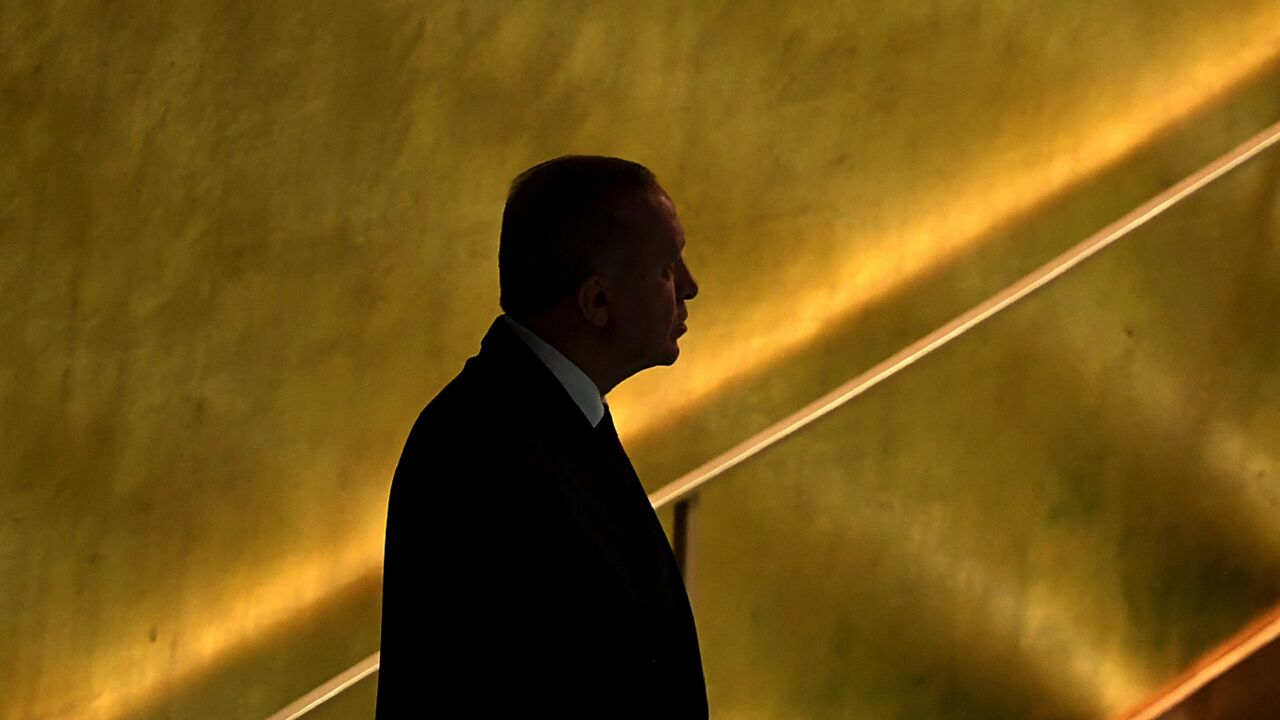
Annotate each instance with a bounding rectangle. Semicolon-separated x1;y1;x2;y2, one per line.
376;316;707;718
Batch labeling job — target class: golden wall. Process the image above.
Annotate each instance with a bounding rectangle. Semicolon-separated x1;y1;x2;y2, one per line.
3;2;1279;718
693;145;1280;719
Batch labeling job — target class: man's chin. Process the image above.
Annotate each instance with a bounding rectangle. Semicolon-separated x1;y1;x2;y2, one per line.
640;345;680;372
661;341;681;364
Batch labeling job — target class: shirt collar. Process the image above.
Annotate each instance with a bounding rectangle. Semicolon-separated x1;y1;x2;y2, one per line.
501;314;606;428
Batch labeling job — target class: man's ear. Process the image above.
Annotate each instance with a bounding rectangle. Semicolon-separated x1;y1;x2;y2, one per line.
577;275;610;328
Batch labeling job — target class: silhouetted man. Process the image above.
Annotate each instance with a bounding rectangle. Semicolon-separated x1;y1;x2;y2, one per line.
376;156;705;718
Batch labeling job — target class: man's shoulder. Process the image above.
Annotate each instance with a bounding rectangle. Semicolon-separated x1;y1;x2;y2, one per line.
413;359;487;430
401;357;555;460
390;336;595;493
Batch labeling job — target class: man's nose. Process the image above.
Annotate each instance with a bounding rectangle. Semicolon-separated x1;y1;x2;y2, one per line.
678;262;698;301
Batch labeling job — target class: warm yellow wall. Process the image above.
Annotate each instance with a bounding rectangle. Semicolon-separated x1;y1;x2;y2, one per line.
3;2;1279;719
693;147;1280;719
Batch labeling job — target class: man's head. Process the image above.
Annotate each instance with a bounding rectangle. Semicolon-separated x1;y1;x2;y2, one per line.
499;155;698;395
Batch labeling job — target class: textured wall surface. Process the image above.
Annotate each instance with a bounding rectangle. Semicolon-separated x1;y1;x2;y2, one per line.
696;147;1280;719
3;2;1280;719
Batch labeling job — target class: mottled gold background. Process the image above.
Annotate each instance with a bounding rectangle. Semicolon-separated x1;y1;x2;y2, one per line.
3;2;1279;719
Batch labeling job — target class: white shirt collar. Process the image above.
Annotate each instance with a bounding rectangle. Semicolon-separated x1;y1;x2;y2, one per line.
501;314;606;428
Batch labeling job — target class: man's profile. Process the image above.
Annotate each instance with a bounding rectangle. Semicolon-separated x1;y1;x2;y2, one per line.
376;156;705;717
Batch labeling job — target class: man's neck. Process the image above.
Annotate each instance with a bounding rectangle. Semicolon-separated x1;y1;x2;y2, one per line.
511;313;622;397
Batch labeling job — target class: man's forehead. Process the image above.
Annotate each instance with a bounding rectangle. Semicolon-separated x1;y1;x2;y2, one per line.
653;189;677;215
616;186;678;229
647;187;683;238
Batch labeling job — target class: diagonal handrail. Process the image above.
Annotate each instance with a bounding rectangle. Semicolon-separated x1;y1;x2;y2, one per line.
1116;604;1280;719
267;117;1280;719
264;651;381;720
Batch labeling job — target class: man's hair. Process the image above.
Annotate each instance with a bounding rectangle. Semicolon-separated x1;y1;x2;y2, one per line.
498;155;657;320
